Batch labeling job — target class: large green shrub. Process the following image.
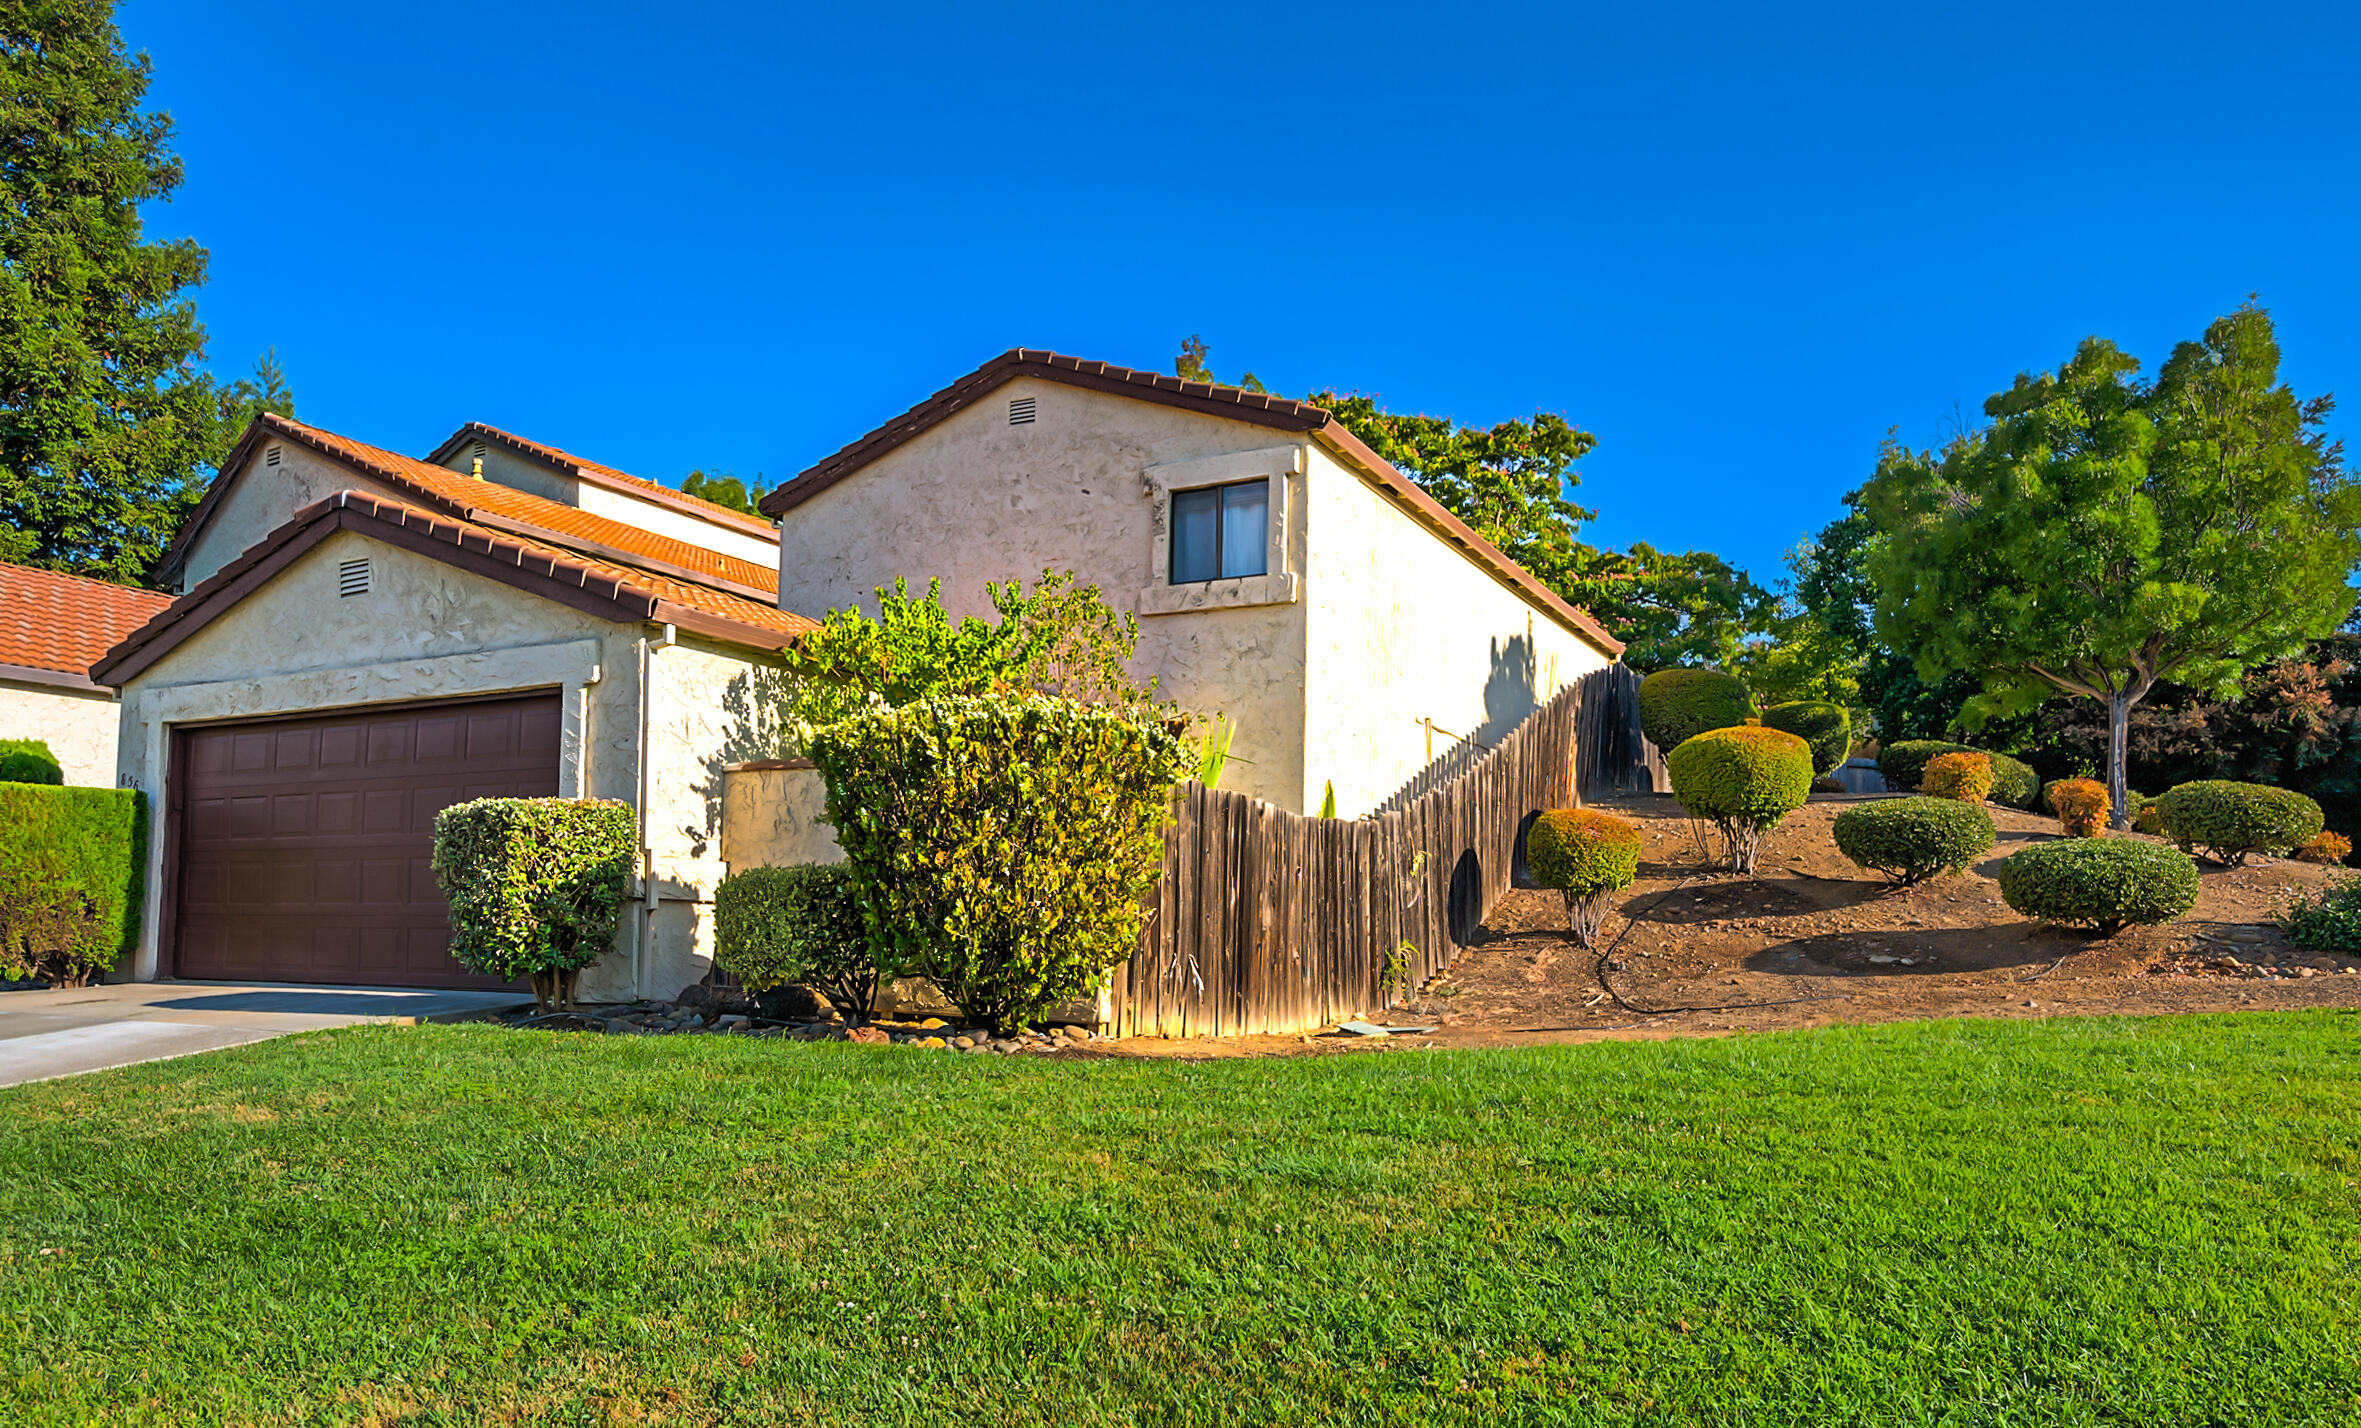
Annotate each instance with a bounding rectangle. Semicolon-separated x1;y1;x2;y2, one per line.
0;784;144;985
807;694;1188;1034
2153;780;2324;866
2282;876;2361;951
1997;839;2200;937
1526;808;1640;947
1832;797;1996;885
713;863;891;1023
1637;668;1751;753
1985;753;2040;810
1666;726;1812;874
1763;701;1850;777
0;737;63;785
430;798;637;1010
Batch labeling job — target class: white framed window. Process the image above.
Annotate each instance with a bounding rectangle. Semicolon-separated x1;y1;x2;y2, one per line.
1170;479;1269;583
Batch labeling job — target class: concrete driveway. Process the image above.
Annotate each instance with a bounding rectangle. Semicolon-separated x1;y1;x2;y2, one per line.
0;982;528;1089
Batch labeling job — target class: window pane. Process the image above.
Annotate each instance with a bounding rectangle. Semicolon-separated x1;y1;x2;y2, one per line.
1171;486;1219;583
1219;480;1268;578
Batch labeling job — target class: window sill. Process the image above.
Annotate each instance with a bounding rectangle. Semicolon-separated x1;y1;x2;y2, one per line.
1137;572;1300;616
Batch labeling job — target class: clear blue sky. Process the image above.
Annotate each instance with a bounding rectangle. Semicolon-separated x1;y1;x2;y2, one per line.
123;1;2360;588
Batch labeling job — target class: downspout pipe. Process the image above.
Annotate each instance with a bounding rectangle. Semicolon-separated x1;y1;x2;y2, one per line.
635;623;676;997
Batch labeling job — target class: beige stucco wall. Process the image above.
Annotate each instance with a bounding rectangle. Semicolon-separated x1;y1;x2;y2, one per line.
0;679;120;786
720;765;842;868
771;377;1313;810
113;529;771;1001
1300;444;1613;815
435;445;781;569
175;443;406;592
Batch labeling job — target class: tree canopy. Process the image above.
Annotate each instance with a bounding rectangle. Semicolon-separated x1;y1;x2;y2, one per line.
680;470;763;517
1862;306;2361;823
0;1;284;581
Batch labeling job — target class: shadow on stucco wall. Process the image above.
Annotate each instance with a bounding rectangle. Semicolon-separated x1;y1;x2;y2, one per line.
1477;632;1541;747
698;666;805;834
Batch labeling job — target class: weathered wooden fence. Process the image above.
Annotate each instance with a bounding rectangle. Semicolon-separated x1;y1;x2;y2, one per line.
1106;664;1664;1037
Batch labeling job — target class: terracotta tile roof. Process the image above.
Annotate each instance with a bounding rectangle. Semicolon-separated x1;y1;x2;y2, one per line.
256;415;780;600
758;349;1625;658
95;491;815;688
0;560;174;688
425;421;779;542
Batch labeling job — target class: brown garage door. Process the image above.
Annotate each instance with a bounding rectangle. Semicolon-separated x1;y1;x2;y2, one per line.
174;693;563;987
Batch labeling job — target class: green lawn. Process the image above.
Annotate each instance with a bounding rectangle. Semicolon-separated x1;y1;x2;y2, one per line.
2;1015;2357;1426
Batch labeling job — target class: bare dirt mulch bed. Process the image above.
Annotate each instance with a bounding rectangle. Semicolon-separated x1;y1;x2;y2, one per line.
1100;793;2361;1058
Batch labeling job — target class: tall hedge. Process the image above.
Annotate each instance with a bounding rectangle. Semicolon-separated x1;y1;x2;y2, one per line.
0;784;145;985
1637;668;1751;753
807;694;1188;1034
0;737;63;785
429;798;637;1010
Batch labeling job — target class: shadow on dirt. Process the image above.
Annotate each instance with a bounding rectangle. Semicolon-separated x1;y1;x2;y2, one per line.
1743;924;2093;977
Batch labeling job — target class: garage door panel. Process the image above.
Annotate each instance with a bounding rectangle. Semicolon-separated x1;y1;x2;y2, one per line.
175;693;559;988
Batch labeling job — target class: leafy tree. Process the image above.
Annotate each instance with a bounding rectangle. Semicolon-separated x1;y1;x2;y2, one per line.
785;568;1161;732
1864;307;2361;826
212;347;293;444
1560;541;1779;673
1175;334;1263;393
0;2;281;582
681;469;763;517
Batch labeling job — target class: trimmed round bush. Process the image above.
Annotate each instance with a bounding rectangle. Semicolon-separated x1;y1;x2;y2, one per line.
1666;726;1812;874
1985;753;2039;810
714;863;881;1022
0;738;63;786
2154;780;2323;866
1877;739;2035;806
429;797;637;1011
2131;796;2165;836
1997;838;2200;937
2047;778;2111;838
1637;667;1751;753
1763;700;1850;777
1831;796;1996;885
2295;831;2353;865
1526;809;1640;947
1921;750;1994;803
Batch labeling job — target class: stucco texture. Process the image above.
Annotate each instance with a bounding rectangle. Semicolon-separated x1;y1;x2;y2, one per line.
773;377;1312;810
1300;444;1612;815
114;529;771;1001
771;376;1616;816
0;680;119;786
720;765;842;869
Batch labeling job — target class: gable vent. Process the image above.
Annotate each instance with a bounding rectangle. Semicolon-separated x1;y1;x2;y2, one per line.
264;445;282;467
472;441;488;461
337;558;371;598
1007;396;1037;426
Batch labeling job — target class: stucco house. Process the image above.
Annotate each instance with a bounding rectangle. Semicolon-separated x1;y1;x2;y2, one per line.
761;350;1625;817
91;413;812;1000
0;561;172;785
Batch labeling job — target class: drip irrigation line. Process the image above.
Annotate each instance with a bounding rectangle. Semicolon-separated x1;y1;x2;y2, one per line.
1586;859;1854;1018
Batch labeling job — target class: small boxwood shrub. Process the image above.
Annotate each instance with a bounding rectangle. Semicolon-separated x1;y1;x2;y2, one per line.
1921;750;1994;803
2294;831;2353;865
1832;796;1996;885
1997;839;2200;937
1526;808;1640;947
1666;725;1812;874
2047;778;2111;838
2132;796;2165;836
2282;876;2361;951
808;694;1189;1034
1636;668;1751;753
713;863;891;1023
0;784;145;985
2154;781;2324;866
1985;753;2039;810
430;798;637;1010
1762;701;1850;777
0;737;63;785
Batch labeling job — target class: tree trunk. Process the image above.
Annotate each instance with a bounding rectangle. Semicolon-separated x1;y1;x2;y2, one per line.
2107;690;2132;830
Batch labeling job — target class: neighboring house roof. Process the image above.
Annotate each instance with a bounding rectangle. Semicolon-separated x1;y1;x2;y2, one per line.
425;420;779;542
758;349;1624;657
94;490;816;688
161;414;779;601
0;560;174;692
